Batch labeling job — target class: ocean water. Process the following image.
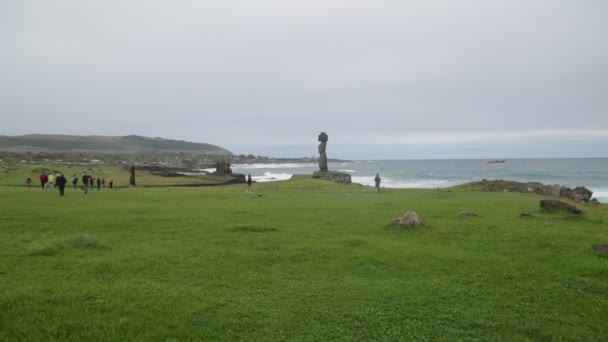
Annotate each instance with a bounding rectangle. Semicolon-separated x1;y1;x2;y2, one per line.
228;158;608;203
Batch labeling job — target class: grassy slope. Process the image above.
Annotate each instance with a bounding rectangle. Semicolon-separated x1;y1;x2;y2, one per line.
0;163;235;187
1;173;607;340
0;134;231;155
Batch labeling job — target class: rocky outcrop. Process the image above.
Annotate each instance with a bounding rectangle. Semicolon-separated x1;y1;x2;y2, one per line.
559;187;593;203
540;200;582;214
312;171;351;184
468;180;594;203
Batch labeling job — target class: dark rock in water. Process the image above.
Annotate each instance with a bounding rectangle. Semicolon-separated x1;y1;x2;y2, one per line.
312;171;351;184
540;200;582;214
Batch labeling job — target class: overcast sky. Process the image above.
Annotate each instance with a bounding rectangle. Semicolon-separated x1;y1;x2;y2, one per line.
1;0;607;159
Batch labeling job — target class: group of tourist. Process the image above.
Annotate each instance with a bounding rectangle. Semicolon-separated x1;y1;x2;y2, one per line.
35;171;114;196
37;172;68;195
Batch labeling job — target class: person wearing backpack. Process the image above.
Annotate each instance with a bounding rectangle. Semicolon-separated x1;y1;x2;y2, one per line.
57;173;68;196
72;174;78;190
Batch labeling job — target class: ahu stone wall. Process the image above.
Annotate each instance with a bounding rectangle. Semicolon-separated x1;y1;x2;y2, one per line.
312;171;352;184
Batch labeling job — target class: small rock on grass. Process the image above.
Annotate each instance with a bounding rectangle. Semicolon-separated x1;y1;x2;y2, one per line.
457;211;478;217
392;211;422;227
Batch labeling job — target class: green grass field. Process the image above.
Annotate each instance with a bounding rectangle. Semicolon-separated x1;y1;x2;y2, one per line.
1;164;607;340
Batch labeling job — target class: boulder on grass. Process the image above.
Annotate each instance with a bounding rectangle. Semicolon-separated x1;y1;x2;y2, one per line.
393;211;422;227
540;200;582;215
592;244;608;255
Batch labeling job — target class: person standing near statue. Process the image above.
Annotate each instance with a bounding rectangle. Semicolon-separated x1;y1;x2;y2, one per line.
318;132;328;171
375;173;381;193
247;174;253;193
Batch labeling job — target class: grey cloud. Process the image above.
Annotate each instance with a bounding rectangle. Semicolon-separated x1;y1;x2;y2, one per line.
1;0;607;158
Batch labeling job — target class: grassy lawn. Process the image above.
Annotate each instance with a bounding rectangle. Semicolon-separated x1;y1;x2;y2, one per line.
1;168;607;340
0;163;235;188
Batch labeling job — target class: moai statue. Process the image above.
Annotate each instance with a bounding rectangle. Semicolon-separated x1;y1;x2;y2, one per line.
215;160;232;174
318;132;328;171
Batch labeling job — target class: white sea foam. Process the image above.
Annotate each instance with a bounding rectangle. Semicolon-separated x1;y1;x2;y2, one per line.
351;176;457;189
233;163;316;169
253;172;293;182
196;168;215;173
339;169;357;173
591;189;608;203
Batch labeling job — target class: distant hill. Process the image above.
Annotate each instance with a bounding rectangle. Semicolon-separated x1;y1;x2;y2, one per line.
0;134;232;156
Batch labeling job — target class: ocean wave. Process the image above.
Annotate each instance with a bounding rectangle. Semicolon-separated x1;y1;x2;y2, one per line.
339;169;357;173
195;168;216;173
233;163;316;169
591;189;608;203
253;172;293;182
351;176;457;189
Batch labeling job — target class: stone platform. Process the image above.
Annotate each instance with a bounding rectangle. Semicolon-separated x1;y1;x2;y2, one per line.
312;171;352;184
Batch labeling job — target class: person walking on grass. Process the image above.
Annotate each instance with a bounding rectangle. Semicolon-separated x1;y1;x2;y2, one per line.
375;173;381;193
39;172;47;189
247;174;253;193
57;173;67;196
82;172;90;194
108;178;113;189
48;173;56;190
97;177;101;191
72;174;78;190
101;178;105;190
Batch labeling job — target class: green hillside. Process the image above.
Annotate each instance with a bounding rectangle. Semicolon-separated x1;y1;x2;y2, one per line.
0;134;232;156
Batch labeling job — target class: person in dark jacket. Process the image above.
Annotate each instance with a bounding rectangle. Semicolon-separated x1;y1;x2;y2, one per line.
56;173;68;196
97;177;101;191
82;172;90;194
374;174;381;193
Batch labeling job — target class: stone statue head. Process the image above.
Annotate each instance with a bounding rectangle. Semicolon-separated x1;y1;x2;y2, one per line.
318;132;328;143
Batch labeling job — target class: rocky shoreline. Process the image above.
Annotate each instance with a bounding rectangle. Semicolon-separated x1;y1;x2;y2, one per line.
466;179;600;204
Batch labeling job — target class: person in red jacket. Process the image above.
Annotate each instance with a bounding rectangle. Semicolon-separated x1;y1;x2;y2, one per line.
39;173;48;189
247;174;253;193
